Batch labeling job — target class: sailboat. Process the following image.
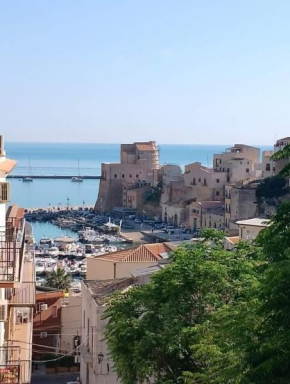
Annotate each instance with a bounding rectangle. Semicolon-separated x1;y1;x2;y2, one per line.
72;159;83;182
23;158;33;182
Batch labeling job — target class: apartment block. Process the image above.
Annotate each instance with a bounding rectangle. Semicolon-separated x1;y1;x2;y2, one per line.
183;162;227;200
0;136;35;384
213;144;260;183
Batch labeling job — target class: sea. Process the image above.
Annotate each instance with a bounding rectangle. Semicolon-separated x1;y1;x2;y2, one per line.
5;142;271;242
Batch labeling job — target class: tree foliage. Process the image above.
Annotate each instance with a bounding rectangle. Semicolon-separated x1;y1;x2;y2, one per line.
104;230;260;383
256;176;288;201
271;144;290;176
105;203;290;383
46;267;71;290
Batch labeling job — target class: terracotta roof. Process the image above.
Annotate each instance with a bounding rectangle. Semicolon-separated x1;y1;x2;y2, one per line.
135;143;155;151
225;236;240;245
84;277;135;305
96;243;173;263
0;158;17;174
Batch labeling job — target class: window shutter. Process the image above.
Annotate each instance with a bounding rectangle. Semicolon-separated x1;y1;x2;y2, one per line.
0;182;10;202
0;304;7;321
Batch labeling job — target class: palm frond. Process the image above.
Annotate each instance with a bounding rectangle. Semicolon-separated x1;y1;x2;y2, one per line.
271;144;290;161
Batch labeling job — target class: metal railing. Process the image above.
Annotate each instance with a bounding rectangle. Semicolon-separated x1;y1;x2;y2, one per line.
0;346;31;383
5;283;35;306
0;218;25;283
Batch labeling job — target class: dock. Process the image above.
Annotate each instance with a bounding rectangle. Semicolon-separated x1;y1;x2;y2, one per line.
7;175;101;180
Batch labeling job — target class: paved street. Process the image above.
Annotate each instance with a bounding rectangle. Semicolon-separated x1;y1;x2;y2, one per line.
31;373;79;384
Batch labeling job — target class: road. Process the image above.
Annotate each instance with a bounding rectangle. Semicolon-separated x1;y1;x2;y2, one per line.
31;373;79;383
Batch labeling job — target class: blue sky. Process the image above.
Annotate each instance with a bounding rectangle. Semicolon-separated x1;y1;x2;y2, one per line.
1;1;289;144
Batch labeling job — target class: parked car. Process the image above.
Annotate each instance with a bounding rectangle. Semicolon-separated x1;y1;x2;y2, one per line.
134;218;142;224
128;215;136;220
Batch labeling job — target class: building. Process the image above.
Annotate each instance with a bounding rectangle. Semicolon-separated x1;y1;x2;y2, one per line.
95;141;160;213
224;182;258;230
0;135;35;384
235;218;270;241
86;243;174;280
213;144;260;183
272;137;290;175
188;201;224;231
80;278;135;384
262;150;274;178
61;293;82;354
33;290;64;359
161;199;190;226
183;162;227;200
122;181;151;214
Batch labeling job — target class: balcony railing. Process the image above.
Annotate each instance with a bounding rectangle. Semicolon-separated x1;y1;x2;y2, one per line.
0;218;25;283
0;346;32;383
5;283;35;307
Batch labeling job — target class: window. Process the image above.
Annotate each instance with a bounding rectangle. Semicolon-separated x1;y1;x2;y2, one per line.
266;163;271;171
216;191;220;196
129;174;132;178
122;174;125;178
198;178;201;183
246;168;249;173
216;178;220;183
240;161;242;164
114;174;117;178
136;174;139;178
52;306;57;319
204;178;207;186
193;178;196;185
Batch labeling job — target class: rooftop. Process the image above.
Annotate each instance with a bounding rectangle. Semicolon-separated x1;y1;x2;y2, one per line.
95;243;174;263
84;277;135;305
224;236;240;245
0;158;17;174
235;218;270;227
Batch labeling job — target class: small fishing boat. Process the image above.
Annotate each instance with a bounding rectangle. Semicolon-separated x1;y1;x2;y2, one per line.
72;159;83;182
48;247;59;257
70;279;82;293
23;158;33;182
79;264;87;277
36;277;46;287
45;262;57;274
36;262;46;275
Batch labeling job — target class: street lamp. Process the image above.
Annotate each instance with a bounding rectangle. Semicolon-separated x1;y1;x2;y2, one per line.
98;352;104;364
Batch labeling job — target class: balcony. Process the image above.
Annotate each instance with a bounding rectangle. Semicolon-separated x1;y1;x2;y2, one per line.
0;346;31;383
0;217;25;286
5;252;35;306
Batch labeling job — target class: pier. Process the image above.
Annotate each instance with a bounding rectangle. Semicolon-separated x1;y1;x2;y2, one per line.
7;175;101;180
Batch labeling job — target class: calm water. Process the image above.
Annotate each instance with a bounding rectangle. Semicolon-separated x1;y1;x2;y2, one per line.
6;142;271;208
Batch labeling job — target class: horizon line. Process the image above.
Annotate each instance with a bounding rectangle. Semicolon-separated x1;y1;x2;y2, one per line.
5;140;273;147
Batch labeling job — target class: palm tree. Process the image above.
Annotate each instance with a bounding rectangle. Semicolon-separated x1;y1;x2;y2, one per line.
46;268;71;290
271;144;290;176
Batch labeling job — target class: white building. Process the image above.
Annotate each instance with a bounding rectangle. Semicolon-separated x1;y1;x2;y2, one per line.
80;278;135;384
235;218;270;241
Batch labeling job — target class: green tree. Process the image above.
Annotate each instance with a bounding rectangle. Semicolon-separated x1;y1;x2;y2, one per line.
243;202;290;383
104;231;259;384
256;176;288;201
46;267;71;290
271;144;290;176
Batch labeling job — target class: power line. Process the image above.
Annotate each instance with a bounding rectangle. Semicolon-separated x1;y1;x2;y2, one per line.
32;337;87;363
